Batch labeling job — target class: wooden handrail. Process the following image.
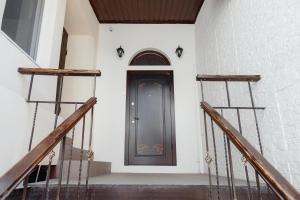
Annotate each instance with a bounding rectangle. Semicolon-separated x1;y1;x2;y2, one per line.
196;74;261;82
201;102;300;200
0;97;97;199
18;67;101;77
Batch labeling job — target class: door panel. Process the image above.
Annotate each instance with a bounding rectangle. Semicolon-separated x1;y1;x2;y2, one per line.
136;80;165;156
125;71;176;166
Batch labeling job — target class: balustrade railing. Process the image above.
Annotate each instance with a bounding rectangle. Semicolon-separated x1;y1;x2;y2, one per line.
0;68;100;200
197;74;300;200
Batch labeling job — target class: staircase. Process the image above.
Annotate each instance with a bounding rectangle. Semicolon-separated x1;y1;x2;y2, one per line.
0;70;299;200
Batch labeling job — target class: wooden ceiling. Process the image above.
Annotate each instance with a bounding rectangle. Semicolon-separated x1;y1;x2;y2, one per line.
89;0;205;24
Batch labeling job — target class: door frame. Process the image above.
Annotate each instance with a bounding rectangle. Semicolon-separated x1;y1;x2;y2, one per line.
124;70;177;166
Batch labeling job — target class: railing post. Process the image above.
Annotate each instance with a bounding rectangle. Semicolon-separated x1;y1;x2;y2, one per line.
225;81;231;107
226;137;237;200
200;80;213;200
221;109;233;200
21;102;39;200
85;106;95;200
93;74;97;97
44;151;55;200
28;102;39;151
210;119;220;200
56;136;67;200
247;81;263;155
236;108;253;200
66;104;78;199
77;115;86;200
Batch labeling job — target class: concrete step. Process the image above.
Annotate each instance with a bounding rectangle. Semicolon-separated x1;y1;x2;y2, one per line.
63;146;89;161
57;160;111;180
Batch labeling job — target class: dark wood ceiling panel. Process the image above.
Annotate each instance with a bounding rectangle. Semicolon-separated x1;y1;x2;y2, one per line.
89;0;205;24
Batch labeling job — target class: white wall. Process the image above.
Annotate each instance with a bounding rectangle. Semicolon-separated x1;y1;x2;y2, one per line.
195;0;300;189
0;33;65;175
0;0;67;175
36;0;67;67
94;24;203;174
61;0;99;118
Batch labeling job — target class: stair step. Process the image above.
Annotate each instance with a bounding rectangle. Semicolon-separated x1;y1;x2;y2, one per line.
7;185;277;200
57;160;111;180
63;146;89;161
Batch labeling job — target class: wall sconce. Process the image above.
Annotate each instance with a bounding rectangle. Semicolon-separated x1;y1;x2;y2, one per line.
117;46;124;58
175;46;183;58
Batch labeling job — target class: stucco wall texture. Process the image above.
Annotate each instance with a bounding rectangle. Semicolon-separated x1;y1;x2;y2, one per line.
195;0;300;189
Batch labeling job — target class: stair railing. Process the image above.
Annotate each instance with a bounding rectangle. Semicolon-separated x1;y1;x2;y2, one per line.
197;75;300;200
0;97;97;199
0;67;101;200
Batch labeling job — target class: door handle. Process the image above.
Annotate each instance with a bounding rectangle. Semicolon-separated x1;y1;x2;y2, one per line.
134;117;139;120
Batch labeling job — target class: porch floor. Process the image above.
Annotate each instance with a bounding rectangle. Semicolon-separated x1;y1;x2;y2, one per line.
30;173;253;186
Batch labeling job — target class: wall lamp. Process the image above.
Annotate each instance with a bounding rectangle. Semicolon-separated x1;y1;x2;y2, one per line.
175;46;183;58
117;46;125;58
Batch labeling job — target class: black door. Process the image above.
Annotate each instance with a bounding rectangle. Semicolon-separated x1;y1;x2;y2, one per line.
125;71;176;166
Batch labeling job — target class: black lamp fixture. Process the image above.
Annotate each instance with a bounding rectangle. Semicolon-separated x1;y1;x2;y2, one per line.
117;46;124;58
175;46;183;58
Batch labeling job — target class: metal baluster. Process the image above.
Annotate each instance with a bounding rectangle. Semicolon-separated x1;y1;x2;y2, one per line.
56;136;67;199
210;119;220;200
247;81;263;155
44;75;64;200
221;109;233;200
35;165;41;182
21;102;40;200
255;172;263;200
243;158;253;200
248;82;263;199
66;104;78;199
205;114;213;200
77;115;86;200
225;80;237;199
227;137;237;200
27;74;35;101
28;102;39;151
44;151;55;200
225;81;231;107
54;76;64;128
236;109;252;200
200;81;213;200
93;74;97;97
85;107;95;200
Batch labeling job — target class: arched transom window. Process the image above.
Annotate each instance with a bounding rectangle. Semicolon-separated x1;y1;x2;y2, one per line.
129;50;171;66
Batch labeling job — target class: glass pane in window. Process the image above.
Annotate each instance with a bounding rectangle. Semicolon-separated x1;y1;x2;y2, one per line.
1;0;44;59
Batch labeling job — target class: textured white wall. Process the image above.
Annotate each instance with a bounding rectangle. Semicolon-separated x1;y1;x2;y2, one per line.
94;24;202;174
195;0;300;189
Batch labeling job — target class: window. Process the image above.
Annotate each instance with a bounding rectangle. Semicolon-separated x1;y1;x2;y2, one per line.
129;50;171;66
1;0;44;59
